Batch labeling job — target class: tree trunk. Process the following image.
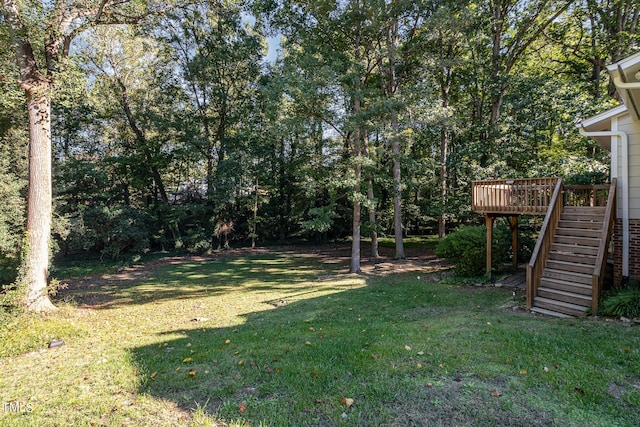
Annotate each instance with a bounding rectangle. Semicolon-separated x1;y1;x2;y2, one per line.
438;127;449;239
24;90;57;312
385;19;404;259
350;104;362;274
3;0;57;311
350;5;363;274
438;48;452;238
391;111;404;259
363;133;378;259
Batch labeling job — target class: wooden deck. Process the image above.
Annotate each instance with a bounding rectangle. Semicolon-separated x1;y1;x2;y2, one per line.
472;178;611;215
471;178;616;317
472;178;557;215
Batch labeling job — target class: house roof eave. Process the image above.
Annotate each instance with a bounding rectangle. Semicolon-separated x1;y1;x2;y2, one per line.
607;51;640;121
576;105;628;150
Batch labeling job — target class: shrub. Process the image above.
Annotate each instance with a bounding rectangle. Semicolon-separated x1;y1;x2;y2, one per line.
435;225;512;277
83;206;150;259
599;281;640;318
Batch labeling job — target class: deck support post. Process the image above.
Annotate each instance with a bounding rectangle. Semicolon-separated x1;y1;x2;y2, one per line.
510;215;518;272
485;215;494;278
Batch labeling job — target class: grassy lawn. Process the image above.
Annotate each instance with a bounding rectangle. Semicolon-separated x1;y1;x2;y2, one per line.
1;247;639;426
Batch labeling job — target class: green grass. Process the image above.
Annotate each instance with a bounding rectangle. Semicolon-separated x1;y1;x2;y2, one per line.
1;247;639;426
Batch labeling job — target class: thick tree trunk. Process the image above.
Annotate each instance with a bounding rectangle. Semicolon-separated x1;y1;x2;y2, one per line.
24;91;57;312
367;178;379;259
391;112;405;259
350;108;362;274
362;131;378;259
3;0;57;311
386;20;404;259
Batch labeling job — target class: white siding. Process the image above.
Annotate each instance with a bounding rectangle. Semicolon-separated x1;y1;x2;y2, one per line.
617;116;640;219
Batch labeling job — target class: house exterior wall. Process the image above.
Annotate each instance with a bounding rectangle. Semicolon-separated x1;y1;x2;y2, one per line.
616;115;640;220
613;219;640;284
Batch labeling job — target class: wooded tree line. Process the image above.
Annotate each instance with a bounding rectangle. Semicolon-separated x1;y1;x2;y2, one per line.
1;0;637;310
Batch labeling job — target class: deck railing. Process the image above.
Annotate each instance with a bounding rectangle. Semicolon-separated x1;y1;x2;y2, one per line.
591;179;617;314
472;178;559;215
526;178;564;309
564;184;611;207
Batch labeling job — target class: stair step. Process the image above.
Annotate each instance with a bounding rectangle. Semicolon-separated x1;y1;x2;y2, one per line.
550;243;599;256
563;206;606;214
548;250;597;265
560;212;605;222
555;227;602;238
530;306;574;318
558;220;603;230
539;277;592;295
553;235;601;247
532;297;588;317
546;259;595;275
542;268;592;285
537;287;592;306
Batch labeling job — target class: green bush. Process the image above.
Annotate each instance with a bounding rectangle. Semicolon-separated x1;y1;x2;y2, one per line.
83;206;150;259
599;281;640;318
435;225;512;277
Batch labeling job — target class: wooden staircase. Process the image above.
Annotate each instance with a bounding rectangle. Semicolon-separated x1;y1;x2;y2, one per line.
471;177;616;318
530;206;605;317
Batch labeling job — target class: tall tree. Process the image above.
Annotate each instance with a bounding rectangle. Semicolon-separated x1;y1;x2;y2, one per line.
0;0;183;311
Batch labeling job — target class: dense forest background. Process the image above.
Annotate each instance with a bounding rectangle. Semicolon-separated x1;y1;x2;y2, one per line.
1;0;637;284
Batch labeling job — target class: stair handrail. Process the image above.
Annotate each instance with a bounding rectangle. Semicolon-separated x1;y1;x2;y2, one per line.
526;178;563;309
591;178;617;314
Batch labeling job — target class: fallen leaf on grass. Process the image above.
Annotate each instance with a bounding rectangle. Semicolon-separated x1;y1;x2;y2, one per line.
238;401;247;414
519;369;527;375
405;345;412;351
491;390;501;397
340;397;354;408
187;369;196;378
150;371;157;380
183;357;193;363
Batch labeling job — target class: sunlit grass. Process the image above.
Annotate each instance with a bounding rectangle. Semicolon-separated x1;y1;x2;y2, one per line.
1;248;638;426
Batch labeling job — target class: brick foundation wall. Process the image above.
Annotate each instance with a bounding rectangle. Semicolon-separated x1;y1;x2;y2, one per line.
613;219;640;285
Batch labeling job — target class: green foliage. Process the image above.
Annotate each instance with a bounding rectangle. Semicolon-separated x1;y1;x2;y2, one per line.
0;41;28;285
435;225;513;277
599;281;640;319
83;206;150;259
301;205;339;233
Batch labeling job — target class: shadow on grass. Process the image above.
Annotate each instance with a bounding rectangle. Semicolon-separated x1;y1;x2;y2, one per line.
127;267;584;426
